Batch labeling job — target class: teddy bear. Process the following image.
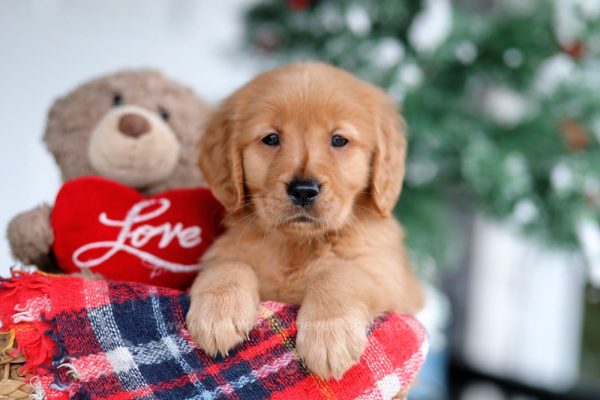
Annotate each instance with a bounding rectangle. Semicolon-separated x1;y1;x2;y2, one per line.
6;69;221;287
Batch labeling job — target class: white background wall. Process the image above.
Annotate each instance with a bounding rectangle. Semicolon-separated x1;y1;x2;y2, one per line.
0;0;259;275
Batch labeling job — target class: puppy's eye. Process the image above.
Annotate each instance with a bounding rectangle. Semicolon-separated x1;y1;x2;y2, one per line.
331;135;349;148
262;133;280;146
112;94;123;107
158;107;170;122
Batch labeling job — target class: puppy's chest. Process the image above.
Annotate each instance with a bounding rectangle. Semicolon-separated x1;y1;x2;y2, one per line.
254;242;327;304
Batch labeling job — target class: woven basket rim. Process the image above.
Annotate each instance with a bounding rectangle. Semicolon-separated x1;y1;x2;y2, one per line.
0;332;32;399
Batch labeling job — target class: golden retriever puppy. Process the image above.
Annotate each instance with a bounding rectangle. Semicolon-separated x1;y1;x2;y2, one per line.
186;62;424;379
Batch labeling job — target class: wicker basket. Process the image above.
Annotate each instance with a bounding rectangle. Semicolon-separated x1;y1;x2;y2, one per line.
0;333;31;399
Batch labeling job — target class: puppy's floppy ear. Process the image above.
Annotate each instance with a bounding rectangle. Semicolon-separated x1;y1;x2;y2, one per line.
370;94;407;217
198;96;244;211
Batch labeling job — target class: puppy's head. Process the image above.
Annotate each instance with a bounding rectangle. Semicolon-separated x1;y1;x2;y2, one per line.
199;62;406;236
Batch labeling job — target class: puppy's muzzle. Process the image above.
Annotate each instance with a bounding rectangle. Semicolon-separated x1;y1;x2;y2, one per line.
287;178;320;207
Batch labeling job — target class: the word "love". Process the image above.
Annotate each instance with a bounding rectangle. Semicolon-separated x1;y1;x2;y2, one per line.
72;198;202;273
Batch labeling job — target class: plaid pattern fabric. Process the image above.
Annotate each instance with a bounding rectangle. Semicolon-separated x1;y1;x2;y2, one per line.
0;272;427;400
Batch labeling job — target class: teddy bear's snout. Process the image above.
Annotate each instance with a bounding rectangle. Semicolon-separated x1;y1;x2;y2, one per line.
118;113;150;138
88;103;182;188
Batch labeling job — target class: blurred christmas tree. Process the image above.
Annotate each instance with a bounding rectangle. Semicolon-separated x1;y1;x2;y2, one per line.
245;0;600;270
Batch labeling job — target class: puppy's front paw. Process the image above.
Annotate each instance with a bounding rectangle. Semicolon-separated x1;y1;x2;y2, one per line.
186;288;258;357
296;312;368;379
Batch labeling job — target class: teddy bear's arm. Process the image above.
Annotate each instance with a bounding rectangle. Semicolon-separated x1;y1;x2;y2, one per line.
7;203;58;271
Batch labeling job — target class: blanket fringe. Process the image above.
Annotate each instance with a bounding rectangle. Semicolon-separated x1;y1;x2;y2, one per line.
1;270;53;299
1;271;80;398
0;272;56;376
28;376;46;400
57;362;79;381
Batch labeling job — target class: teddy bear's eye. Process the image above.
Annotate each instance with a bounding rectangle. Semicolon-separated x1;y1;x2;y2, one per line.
159;107;170;122
112;94;123;107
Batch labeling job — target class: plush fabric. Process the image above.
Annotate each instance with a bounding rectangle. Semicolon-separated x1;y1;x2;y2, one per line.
51;176;224;289
0;272;427;400
6;203;54;268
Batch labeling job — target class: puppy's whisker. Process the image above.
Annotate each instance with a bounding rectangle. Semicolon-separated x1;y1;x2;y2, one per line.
352;203;382;217
243;181;268;190
352;211;369;232
262;221;273;248
225;193;271;216
224;202;251;215
347;213;368;238
234;213;257;233
235;210;258;225
232;211;260;247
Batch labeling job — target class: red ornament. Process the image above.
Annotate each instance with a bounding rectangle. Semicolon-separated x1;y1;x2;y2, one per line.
289;0;310;11
562;41;585;59
51;176;224;289
560;119;590;151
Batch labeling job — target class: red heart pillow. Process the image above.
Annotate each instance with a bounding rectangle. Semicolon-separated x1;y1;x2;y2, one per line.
51;176;224;289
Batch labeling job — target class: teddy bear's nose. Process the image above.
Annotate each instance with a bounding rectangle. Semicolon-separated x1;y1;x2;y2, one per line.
118;113;151;138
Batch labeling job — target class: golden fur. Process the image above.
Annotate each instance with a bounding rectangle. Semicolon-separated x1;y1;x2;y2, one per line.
186;62;423;379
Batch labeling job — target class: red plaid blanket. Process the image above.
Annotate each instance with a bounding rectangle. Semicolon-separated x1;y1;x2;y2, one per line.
0;272;427;399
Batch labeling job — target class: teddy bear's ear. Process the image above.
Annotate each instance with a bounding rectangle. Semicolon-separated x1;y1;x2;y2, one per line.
198;96;244;212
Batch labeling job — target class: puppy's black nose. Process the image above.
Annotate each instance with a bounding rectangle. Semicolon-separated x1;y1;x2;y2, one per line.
287;179;320;207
